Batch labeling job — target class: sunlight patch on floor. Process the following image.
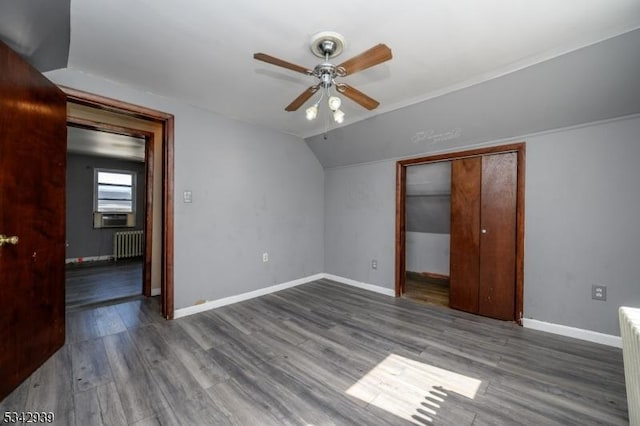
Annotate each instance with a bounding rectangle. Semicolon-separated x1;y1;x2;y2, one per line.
346;354;481;425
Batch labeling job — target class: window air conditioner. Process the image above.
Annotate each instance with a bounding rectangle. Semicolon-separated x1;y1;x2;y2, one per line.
93;212;136;229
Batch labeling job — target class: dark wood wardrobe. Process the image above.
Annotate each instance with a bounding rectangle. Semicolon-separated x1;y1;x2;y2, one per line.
449;152;517;320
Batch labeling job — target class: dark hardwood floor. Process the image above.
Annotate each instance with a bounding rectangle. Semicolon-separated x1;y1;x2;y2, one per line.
65;259;143;310
404;271;450;307
1;279;628;425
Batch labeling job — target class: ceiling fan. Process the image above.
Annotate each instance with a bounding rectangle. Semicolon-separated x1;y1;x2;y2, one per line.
253;31;392;122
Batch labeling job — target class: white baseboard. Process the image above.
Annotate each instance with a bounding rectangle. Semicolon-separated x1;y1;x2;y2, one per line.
522;318;622;348
173;273;325;319
65;255;113;264
151;288;161;296
321;273;395;297
171;273;622;350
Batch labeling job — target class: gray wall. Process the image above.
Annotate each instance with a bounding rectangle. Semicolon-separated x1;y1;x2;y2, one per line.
406;161;451;234
315;30;640;336
322;116;640;335
325;161;394;288
405;232;450;276
406;196;450;234
524;118;640;335
405;162;451;275
48;68;325;310
66;153;145;259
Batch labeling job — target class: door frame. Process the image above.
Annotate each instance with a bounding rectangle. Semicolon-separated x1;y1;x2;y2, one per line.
61;86;176;319
395;142;525;324
66;118;155;297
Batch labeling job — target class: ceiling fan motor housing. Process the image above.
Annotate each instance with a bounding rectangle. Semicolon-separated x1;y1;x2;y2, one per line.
313;63;340;88
310;31;345;59
319;40;336;56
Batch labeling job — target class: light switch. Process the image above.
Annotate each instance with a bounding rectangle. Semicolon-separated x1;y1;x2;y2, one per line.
183;190;192;203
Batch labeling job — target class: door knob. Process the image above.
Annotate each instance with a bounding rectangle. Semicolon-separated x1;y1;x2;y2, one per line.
0;234;19;247
481;229;487;234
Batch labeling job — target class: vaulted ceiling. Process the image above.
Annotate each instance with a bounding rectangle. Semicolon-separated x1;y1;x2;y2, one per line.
2;1;640;139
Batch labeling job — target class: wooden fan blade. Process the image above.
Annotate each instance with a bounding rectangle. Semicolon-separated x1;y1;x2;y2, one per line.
338;44;392;76
285;85;319;111
254;53;312;75
337;84;380;110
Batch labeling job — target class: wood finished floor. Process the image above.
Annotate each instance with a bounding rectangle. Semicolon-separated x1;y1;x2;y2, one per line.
404;272;450;308
65;259;143;309
1;279;628;425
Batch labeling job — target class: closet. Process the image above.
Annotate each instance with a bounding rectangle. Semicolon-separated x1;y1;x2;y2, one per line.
449;152;517;320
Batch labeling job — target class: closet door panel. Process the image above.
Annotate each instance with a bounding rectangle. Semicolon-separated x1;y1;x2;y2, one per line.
449;157;481;313
479;152;517;320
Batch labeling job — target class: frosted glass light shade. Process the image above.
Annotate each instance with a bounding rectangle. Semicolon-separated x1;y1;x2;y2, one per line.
306;105;318;120
328;96;342;111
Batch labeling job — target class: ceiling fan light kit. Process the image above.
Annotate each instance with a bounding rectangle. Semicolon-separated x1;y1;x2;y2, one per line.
253;31;392;125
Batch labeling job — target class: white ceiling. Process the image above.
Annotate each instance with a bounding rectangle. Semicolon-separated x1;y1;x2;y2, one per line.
66;0;640;138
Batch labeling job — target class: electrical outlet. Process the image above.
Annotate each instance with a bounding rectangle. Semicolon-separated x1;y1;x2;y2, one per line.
592;285;606;301
262;252;269;263
371;259;377;270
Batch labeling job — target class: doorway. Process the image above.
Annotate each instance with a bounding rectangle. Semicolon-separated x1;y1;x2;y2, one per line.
62;86;175;319
0;41;174;401
65;126;148;309
403;161;452;308
395;143;525;323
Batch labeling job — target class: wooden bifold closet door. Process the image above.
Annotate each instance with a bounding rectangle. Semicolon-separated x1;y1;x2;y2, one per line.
449;152;517;321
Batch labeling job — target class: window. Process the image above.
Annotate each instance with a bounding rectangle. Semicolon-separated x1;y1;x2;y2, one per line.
95;169;136;213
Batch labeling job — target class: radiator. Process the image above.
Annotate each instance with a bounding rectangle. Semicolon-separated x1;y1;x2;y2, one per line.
620;306;640;426
113;230;144;260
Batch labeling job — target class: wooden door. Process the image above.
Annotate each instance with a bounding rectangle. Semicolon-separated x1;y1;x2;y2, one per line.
449;157;481;313
449;152;517;320
0;41;67;400
478;153;517;320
